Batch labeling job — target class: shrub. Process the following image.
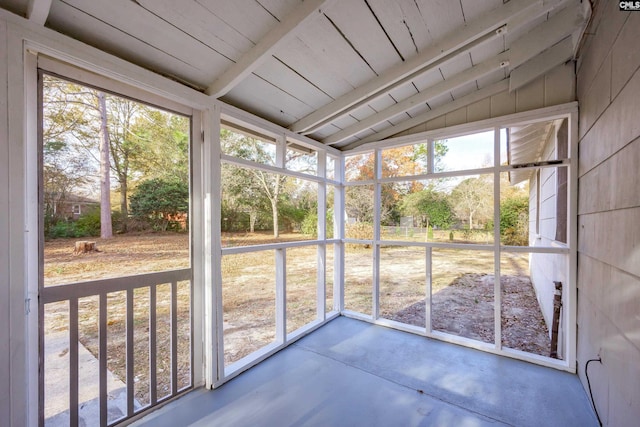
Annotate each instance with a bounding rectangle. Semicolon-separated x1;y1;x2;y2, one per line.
301;212;335;238
130;178;189;232
427;225;434;240
48;221;83;239
301;212;318;237
500;196;529;245
75;208;101;236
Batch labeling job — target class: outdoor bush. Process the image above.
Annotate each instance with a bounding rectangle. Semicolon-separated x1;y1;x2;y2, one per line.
75;208;101;236
427;225;434;240
48;221;84;239
301;212;318;237
278;202;307;232
301;212;335;238
130;178;189;232
500;195;529;245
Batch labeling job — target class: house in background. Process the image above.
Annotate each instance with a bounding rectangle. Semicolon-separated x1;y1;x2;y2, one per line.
44;192;99;220
0;0;638;426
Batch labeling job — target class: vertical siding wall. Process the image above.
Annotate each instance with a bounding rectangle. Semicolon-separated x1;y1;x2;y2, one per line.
576;1;640;425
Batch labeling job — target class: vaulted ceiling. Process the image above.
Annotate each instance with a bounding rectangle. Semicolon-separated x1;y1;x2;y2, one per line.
1;0;590;150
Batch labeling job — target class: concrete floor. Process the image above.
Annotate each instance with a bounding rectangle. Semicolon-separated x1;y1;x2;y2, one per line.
133;317;598;427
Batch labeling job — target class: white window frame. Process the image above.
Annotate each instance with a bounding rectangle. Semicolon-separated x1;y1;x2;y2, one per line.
12;22;212;424
343;103;578;373
214;110;343;386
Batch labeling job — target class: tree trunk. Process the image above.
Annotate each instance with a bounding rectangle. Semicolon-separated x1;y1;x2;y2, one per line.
98;92;113;239
271;177;281;238
468;212;474;230
271;199;279;238
119;180;128;232
249;210;257;233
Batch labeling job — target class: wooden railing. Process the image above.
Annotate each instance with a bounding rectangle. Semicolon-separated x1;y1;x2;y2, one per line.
42;268;192;427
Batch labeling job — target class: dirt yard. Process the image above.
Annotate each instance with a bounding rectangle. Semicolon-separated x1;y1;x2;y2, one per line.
44;232;551;405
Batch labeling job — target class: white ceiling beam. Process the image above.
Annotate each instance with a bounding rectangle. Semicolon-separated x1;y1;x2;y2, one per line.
26;0;52;25
290;0;564;135
299;28;502;136
508;1;588;71
342;80;510;150
205;0;334;98
322;51;510;145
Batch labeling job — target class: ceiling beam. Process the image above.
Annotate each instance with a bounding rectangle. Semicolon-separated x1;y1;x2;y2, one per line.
26;0;52;25
342;80;510;150
299;28;502;136
508;1;588;71
205;0;334;98
322;52;510;145
290;0;564;135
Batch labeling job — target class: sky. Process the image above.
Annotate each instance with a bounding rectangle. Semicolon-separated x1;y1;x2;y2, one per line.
437;129;508;172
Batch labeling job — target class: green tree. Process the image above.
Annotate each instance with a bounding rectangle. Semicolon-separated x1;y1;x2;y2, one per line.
400;189;453;229
43;75;191;236
129;178;189;231
500;195;529;245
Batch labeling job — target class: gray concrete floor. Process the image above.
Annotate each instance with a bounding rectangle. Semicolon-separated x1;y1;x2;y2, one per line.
133;317;598;427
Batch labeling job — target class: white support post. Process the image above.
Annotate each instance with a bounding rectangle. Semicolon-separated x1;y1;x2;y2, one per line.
425;247;432;333
335;157;345;312
203;105;222;387
190;110;204;388
317;152;327;319
7;24;30;427
372;150;382;319
276;248;287;343
493;127;502;350
566;111;579;371
24;47;40;427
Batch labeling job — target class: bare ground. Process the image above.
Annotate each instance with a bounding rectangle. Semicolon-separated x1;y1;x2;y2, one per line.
390;273;551;356
44;232;552;404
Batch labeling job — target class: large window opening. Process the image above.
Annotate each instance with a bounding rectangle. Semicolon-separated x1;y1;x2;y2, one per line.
219;121;340;377
341;117;572;366
40;72;194;426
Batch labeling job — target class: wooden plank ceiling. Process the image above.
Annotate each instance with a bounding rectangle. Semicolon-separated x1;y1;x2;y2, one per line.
3;0;590;150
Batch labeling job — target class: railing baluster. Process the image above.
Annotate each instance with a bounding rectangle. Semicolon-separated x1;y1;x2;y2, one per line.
41;269;192;426
126;288;134;416
425;247;432;333
150;285;157;405
69;297;79;427
99;293;107;426
171;280;178;395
